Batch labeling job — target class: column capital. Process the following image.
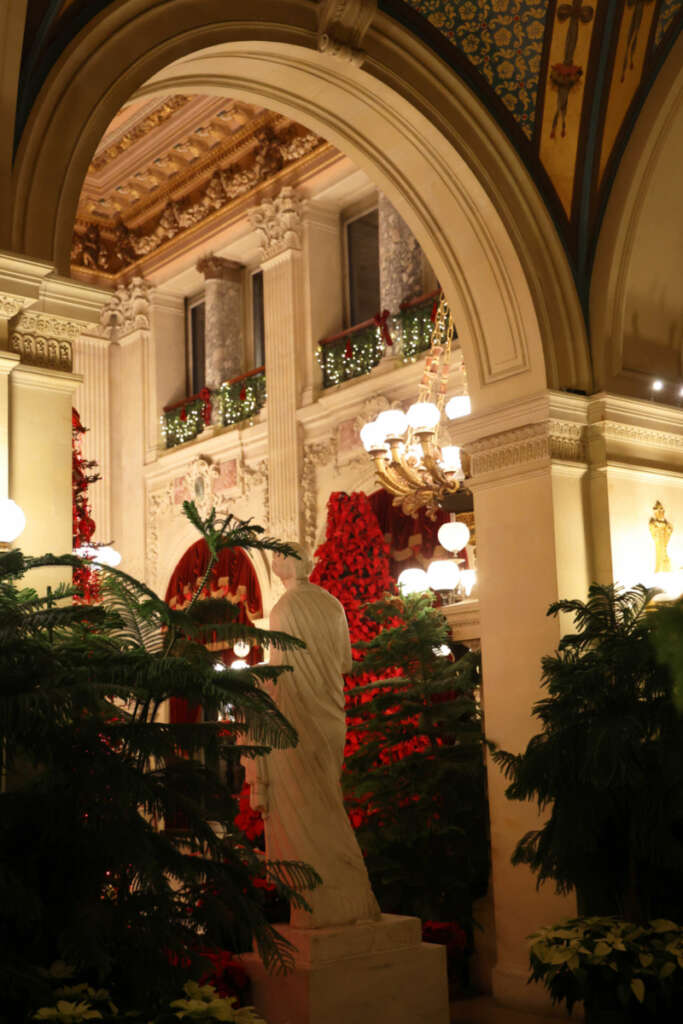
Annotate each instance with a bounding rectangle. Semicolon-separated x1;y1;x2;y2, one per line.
248;186;304;261
196;254;243;280
98;276;150;340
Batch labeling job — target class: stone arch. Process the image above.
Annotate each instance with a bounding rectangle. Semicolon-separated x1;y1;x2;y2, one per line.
11;0;590;408
591;33;683;398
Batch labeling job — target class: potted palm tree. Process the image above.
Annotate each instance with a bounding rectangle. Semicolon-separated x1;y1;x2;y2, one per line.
493;584;683;1021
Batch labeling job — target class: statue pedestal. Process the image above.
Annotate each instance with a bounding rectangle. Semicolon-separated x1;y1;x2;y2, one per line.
241;914;449;1024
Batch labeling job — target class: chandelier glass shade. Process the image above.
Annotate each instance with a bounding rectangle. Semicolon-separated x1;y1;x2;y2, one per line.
360;295;469;517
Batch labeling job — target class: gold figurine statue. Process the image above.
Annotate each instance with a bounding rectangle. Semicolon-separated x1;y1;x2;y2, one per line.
649;500;673;573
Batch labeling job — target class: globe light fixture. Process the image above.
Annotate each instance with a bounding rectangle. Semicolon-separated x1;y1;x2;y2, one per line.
426;559;461;592
437;520;471;553
214;661;227;672
397;567;429;595
0;498;26;548
231;658;249;670
233;639;251;658
360;294;468;516
445;395;471;419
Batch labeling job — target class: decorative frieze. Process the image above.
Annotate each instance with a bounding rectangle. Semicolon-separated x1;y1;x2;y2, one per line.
7;310;89;372
464;419;586;477
249;187;304;261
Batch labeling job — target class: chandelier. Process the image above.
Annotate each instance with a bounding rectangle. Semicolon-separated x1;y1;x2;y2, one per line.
360;294;471;517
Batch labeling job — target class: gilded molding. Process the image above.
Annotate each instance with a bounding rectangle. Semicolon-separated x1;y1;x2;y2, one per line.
248;187;304;260
464;419;586;476
90;95;191;172
73;126;323;274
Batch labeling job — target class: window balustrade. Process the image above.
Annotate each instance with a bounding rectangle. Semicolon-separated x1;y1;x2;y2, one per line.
161;365;266;449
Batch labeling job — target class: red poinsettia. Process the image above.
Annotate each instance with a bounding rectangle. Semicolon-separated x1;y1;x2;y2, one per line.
72;408;101;603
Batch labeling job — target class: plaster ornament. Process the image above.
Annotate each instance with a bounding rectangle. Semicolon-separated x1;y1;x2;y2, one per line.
318;0;377;64
245;545;380;928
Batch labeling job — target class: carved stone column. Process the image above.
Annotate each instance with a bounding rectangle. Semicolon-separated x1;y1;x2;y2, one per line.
196;255;243;389
377;193;426;312
248;187;305;542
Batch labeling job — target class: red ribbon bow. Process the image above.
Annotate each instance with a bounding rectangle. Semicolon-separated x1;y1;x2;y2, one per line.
374;309;393;346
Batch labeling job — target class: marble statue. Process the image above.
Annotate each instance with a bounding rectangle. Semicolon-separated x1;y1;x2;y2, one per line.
245;544;380;929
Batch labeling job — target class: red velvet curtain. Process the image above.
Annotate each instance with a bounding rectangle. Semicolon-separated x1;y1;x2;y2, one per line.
368;489;457;578
164;540;263;724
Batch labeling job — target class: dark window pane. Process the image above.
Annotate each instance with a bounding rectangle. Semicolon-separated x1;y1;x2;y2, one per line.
190;301;205;392
347;209;380;325
252;271;265;367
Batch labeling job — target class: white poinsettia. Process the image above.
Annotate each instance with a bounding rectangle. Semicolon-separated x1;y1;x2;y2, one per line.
169;982;267;1023
33;1001;103;1022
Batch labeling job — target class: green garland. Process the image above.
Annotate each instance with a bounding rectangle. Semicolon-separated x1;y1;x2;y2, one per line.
217;369;267;427
317;324;385;388
160;396;206;449
399;295;447;363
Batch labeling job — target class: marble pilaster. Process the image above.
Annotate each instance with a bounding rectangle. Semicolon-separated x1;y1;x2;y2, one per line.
377;192;425;312
196;255;243;388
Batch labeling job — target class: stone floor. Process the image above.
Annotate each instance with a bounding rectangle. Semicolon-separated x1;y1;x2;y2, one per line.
450;997;571;1023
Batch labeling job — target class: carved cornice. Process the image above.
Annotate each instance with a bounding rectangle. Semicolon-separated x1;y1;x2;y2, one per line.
464;419;586;476
72;123;324;276
248;186;304;260
90;95;191;172
98;277;150;338
196;254;243;280
594;420;683;453
318;0;377;65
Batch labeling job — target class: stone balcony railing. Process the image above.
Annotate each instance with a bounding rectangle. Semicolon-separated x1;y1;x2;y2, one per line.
161;365;266;449
316;288;444;389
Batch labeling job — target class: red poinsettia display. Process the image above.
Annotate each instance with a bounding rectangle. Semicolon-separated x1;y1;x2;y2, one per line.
72;408;101;602
310;491;399;761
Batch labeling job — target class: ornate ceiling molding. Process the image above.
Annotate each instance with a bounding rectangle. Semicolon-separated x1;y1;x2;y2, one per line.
72;119;324;277
90;95;192;172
